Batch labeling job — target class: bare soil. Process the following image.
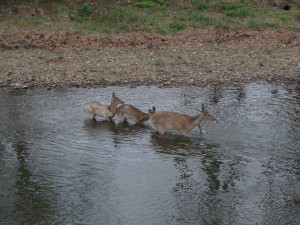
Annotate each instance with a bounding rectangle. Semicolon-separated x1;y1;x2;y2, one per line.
0;28;299;89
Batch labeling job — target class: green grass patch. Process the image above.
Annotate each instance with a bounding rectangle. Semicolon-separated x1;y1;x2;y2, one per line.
214;1;254;18
13;17;43;27
192;0;210;11
224;7;254;18
135;0;165;8
56;1;300;33
220;15;243;28
77;3;92;18
5;0;299;33
154;57;165;66
259;5;300;30
37;53;64;62
70;3;92;23
155;26;168;35
279;14;290;22
264;47;274;55
56;4;70;15
91;5;150;33
296;11;300;21
214;1;241;11
169;20;187;32
248;18;280;29
188;11;220;27
98;5;146;24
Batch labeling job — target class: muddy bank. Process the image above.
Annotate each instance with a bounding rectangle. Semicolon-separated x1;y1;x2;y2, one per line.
0;29;299;89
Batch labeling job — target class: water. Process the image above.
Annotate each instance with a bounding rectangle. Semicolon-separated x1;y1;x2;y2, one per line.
0;83;300;225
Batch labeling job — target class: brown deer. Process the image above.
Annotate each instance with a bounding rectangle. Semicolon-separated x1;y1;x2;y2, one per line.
117;104;156;124
84;92;124;121
150;104;214;136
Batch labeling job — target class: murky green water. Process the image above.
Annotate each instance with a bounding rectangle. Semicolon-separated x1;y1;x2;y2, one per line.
1;83;300;225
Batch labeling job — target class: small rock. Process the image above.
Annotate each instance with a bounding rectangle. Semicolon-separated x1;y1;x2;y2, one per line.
163;81;171;86
12;82;21;89
189;79;195;84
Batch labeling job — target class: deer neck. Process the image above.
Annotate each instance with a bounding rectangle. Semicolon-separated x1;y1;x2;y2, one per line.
190;113;204;127
138;112;151;123
108;102;118;115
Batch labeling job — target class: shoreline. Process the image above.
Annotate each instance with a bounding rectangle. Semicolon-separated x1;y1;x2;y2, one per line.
1;29;299;90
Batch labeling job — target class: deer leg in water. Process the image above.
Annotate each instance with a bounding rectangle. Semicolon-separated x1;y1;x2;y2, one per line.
119;117;124;123
119;115;127;123
157;125;166;135
198;125;203;134
180;131;188;136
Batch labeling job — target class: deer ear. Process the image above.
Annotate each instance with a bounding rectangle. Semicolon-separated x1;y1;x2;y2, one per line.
152;106;156;112
112;92;115;98
201;104;205;112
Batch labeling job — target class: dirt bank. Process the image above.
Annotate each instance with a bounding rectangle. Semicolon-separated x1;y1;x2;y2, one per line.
0;28;299;89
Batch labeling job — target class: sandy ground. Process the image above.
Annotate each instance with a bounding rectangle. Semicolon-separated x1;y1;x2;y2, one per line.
0;28;299;89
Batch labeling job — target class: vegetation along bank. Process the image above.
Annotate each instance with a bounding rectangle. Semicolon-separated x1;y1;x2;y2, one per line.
0;0;299;89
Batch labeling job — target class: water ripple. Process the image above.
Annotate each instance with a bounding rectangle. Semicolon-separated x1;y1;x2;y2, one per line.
1;83;300;225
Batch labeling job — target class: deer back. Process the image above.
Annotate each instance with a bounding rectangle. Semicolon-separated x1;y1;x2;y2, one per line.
150;104;214;135
150;111;197;130
84;92;124;119
117;104;155;123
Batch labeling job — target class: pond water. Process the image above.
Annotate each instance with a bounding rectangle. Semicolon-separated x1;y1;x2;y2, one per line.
0;83;300;225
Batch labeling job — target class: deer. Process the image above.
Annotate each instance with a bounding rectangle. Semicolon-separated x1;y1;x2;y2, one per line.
84;92;124;121
117;104;156;124
149;104;214;136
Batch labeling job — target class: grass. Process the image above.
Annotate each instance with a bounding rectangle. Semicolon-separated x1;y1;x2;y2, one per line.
214;1;255;18
88;5;151;32
135;0;164;8
13;17;43;27
169;20;187;32
264;47;274;55
70;3;93;23
2;0;300;33
154;57;165;66
37;53;64;62
56;4;70;15
248;18;280;29
188;11;221;27
193;1;210;11
98;5;146;24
